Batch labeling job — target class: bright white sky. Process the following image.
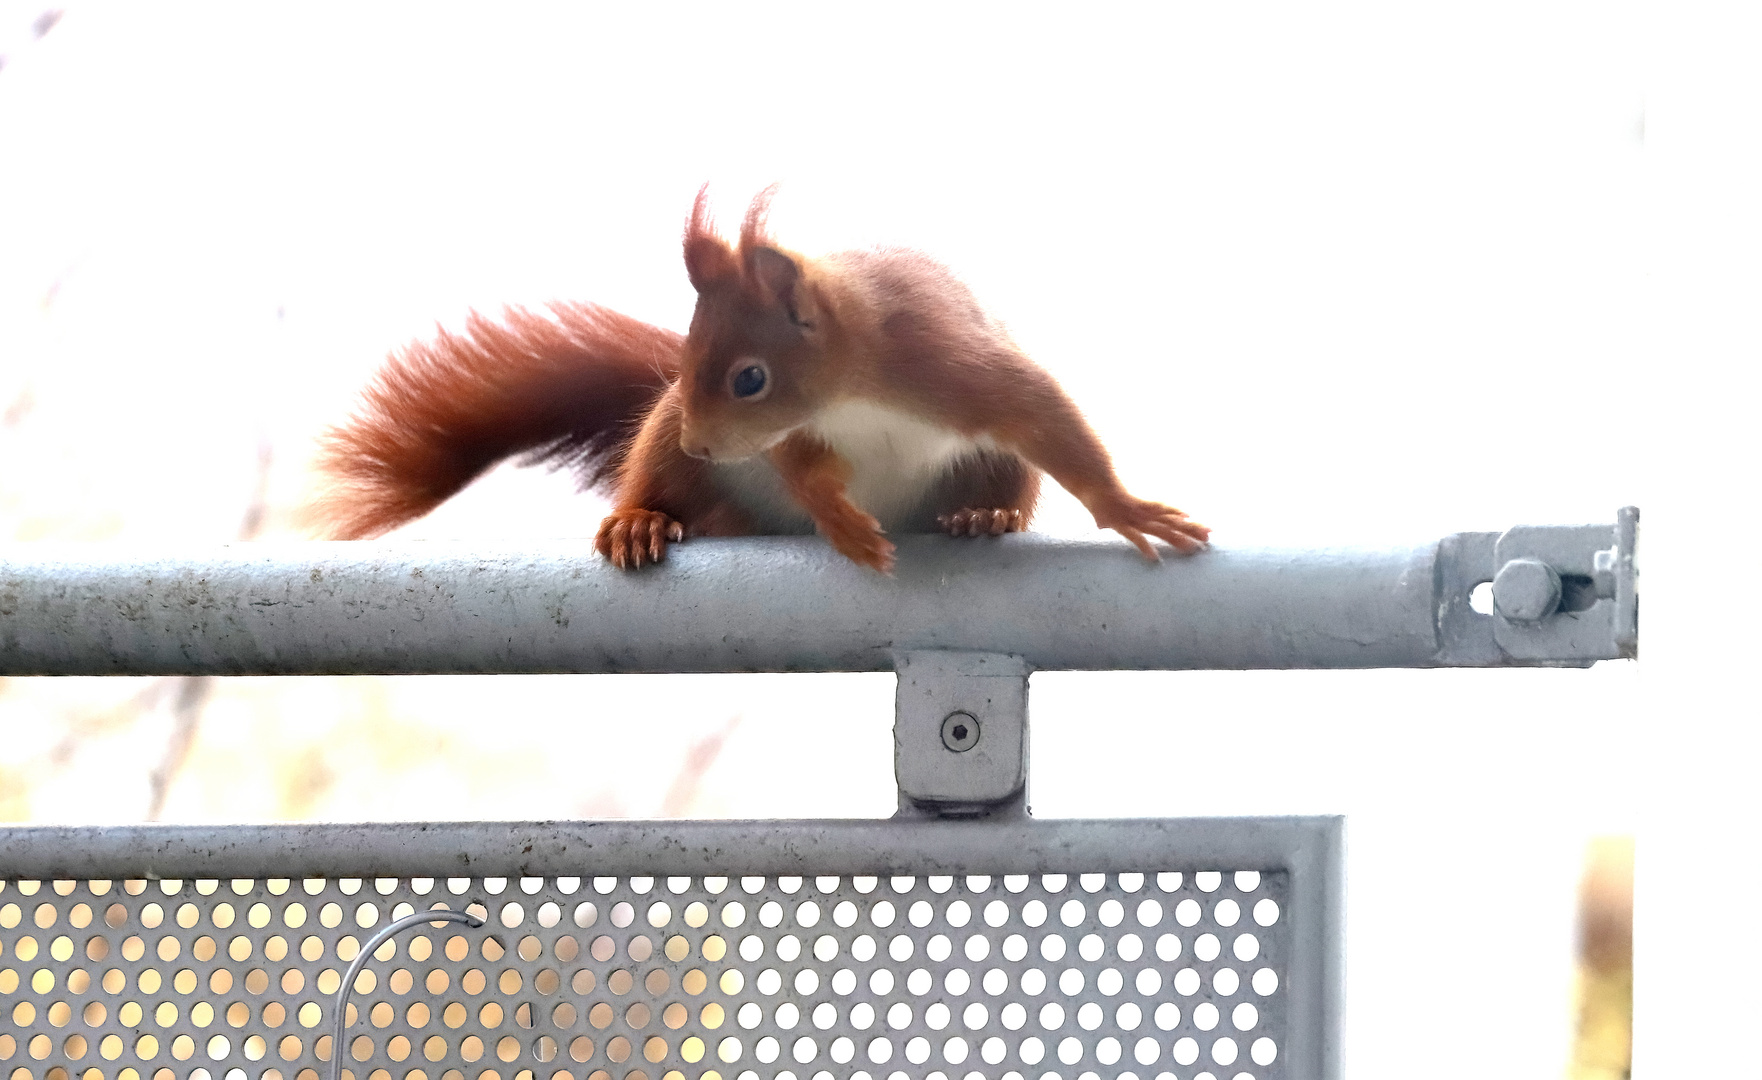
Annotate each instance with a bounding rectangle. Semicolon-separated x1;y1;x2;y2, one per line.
1;2;1757;1077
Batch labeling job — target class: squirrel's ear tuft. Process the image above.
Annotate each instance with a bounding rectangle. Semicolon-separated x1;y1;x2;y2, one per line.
747;247;818;330
739;184;779;252
684;185;738;290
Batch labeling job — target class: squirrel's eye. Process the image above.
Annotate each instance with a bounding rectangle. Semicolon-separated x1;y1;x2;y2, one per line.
731;364;768;399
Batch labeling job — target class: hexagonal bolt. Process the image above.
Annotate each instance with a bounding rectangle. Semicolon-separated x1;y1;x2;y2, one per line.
1492;558;1562;622
940;711;980;752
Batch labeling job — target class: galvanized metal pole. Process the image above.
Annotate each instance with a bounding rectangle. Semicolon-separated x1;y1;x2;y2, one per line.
0;511;1636;676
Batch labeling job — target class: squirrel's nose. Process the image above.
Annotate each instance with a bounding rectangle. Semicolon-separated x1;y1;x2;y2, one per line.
679;432;714;460
677;421;712;460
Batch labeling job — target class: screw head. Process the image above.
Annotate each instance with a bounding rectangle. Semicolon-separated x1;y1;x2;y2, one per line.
941;711;980;752
1492;558;1562;622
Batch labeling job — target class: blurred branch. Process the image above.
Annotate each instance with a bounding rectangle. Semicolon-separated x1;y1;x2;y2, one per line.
47;677;172;767
142;435;276;818
237;438;274;540
0;7;61;73
659;716;740;817
145;676;212;821
2;384;33;428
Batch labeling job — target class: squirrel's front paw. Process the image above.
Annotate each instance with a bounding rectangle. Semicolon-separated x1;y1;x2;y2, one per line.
1091;496;1210;561
595;510;684;569
819;508;896;573
937;508;1028;537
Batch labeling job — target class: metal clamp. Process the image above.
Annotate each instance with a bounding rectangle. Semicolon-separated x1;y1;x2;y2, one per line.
1422;507;1638;668
1490;506;1638;662
893;650;1029;817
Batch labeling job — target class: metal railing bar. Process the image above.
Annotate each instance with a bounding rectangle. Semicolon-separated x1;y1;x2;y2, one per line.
0;518;1635;676
0;815;1340;880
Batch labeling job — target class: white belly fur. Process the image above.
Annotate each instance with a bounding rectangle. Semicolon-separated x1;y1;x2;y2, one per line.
710;400;993;532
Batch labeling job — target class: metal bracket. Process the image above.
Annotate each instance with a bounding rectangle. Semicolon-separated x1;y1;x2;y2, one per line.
893;650;1029;817
1492;506;1638;662
1436;506;1638;666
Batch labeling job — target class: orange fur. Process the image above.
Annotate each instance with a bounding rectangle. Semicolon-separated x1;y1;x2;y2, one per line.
311;189;1209;569
625;188;1209;567
307;302;679;539
769;432;895;572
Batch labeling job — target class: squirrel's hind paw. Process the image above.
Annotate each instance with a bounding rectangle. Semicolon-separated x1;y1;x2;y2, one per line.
938;508;1028;537
596;510;684;569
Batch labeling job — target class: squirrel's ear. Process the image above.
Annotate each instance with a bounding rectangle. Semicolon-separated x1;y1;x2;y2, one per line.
747;247;819;330
685;235;738;291
683;185;738;291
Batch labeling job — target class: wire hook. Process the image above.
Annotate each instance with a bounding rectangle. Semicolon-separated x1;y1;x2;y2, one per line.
330;906;486;1080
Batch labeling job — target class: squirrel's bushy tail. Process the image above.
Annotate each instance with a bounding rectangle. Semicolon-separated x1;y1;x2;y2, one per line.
307;302;682;539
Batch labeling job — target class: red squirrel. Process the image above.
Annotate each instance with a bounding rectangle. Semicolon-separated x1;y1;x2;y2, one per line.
309;189;1209;572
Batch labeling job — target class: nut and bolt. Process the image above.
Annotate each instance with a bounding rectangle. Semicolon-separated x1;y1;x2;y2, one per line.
1492;558;1562;622
941;711;980;752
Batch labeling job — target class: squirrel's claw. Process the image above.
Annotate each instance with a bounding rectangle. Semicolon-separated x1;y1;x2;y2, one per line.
819;508;895;574
1090;495;1209;561
595;510;683;569
938;508;1027;537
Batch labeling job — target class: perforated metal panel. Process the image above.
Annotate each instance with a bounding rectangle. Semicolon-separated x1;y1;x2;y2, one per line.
0;868;1290;1080
0;513;1628;1080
